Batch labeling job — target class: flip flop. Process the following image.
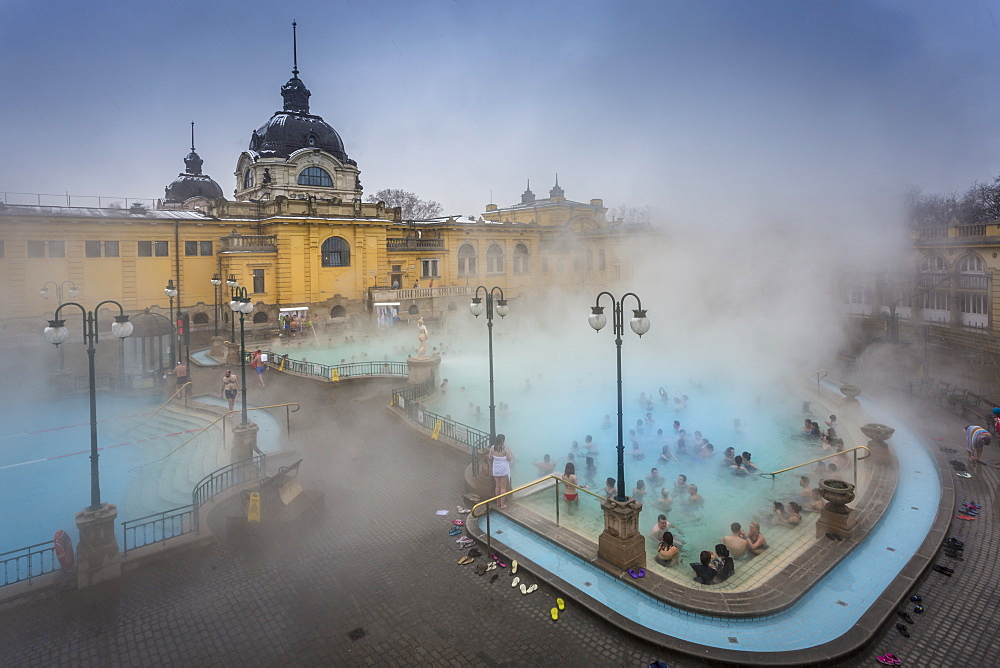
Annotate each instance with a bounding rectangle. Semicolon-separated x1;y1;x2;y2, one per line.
498;562;507;569
909;595;922;602
628;569;640;579
457;556;468;565
876;656;894;666
956;472;972;478
519;583;528;594
511;576;520;588
491;553;500;561
956;514;975;520
468;548;483;558
885;654;901;665
448;528;462;536
511;559;518;574
486;562;497;572
475;563;488;576
550;607;559;621
636;568;646;578
452;519;465;526
944;538;964;548
932;564;952;576
489;573;498;584
897;611;914;624
524;583;537;594
913;605;924;614
896;623;910;638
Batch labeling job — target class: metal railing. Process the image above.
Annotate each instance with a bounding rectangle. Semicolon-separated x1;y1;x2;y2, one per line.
266;352;407;382
759;445;871;489
470;475;607;552
808;369;828;394
122;505;196;555
192;454;267;513
125;382;192;434
1;541;58;588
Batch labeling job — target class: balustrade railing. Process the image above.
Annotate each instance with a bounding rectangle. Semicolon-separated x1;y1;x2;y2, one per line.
264;351;408;382
122;505;196;555
0;541;58;588
192;454;267;519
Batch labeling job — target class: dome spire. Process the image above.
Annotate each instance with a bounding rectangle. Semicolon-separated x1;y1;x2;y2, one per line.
292;20;299;77
190;121;196;154
281;21;311;113
184;122;203;175
521;179;536;205
549;173;564;199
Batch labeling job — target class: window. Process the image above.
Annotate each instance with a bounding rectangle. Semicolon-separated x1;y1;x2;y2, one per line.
959;254;987;289
185;241;198;256
923;291;949;310
321;236;350;267
959;292;987;314
27;241;45;258
487;243;505;274
458;243;477;277
154;241;169;257
48;241;65;258
86;241;103;258
200;241;212;256
253;269;265;293
138;241;152;257
193;312;209;325
105;241;119;257
186;240;213;256
513;243;530;274
252;311;269;324
298;166;333;187
421;258;440;278
243;169;254;189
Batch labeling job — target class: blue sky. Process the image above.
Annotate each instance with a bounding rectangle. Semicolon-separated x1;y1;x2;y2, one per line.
2;0;1000;226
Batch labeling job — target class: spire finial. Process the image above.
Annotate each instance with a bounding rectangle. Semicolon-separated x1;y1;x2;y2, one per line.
292;21;299;76
555;173;559;186
190;121;196;153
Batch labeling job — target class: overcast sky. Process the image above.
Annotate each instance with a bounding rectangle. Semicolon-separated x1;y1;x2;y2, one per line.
2;0;999;228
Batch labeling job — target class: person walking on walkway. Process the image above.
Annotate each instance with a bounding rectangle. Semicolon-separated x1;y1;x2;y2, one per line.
491;434;512;509
221;369;239;411
251;350;266;388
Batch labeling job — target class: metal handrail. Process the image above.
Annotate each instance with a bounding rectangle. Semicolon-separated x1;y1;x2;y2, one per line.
759;445;871;489
470;474;607;552
125;382;192;433
121;504;195;555
0;541;58;588
808;369;828;394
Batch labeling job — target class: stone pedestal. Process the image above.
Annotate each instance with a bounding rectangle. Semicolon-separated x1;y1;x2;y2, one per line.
225;342;240;365
597;497;646;571
406;355;441;389
816;480;858;539
75;503;121;589
209;336;227;362
231;421;260;464
816;507;859;538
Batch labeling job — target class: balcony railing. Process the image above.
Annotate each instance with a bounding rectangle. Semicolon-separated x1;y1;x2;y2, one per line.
386;237;446;251
220;233;278;253
370;285;472;301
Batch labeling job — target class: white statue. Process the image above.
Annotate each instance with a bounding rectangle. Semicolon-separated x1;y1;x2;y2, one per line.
416;317;428;357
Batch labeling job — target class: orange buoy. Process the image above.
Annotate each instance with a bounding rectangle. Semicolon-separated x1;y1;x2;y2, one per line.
54;530;75;570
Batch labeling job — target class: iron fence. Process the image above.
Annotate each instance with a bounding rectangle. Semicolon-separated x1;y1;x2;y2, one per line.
0;541;58;588
192;454;267;521
263;351;407;382
122;506;196;555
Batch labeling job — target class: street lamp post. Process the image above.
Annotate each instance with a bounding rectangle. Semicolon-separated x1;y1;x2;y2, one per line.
230;286;254;424
588;291;650;502
43;301;133;510
210;273;222;337
226;274;238;343
41;280;79;371
469;286;509;444
164;279;178;367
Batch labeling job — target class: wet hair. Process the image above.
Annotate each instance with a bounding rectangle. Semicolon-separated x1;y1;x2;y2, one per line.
688;484;698;494
715;544;730;558
800;476;810;486
724;447;735;457
606;477;616;487
773;501;785;512
564;462;575;476
704;444;714;452
661;531;674;547
731;522;742;532
492;434;506;452
543;454;550;462
585;435;593;442
733;455;743;467
657;514;667;522
677;474;687;482
982;436;992;446
700;550;712;566
651;467;659;475
742;451;752;461
789;502;802;514
829;415;837;420
636;479;645;490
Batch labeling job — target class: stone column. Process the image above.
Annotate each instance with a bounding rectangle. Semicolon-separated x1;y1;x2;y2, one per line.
225;342;240;365
597;497;646;571
406;355;441;390
209;336;227;362
231;421;260;464
75;503;121;589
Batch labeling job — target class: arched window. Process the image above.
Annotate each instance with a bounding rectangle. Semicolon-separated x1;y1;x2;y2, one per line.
243;169;254;189
192;312;209;325
458;243;478;277
513;243;530;274
408;305;420;315
252;312;269;324
960;255;985;274
298;166;333;187
487;243;505;274
330;305;347;318
321;236;350;267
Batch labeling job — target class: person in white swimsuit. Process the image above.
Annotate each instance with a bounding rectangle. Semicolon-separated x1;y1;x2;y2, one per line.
491;434;512;509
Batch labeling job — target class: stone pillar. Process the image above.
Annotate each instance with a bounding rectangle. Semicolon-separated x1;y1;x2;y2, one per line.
75;503;121;589
406;355;441;390
209;336;227;362
231;421;260;464
597;497;646;571
226;342;240;365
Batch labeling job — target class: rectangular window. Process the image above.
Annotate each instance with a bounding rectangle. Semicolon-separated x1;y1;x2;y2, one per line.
86;241;102;258
420;258;440;278
48;241;65;258
200;241;213;256
27;241;45;258
185;241;199;256
105;241;119;257
253;269;265;293
923;291;949;310
154;241;169;257
138;241;152;257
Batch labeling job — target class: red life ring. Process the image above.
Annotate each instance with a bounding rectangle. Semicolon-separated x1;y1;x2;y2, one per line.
54;530;75;570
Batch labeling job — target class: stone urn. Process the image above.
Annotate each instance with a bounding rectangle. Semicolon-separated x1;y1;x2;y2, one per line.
819;479;856;514
839;384;861;401
860;423;894;446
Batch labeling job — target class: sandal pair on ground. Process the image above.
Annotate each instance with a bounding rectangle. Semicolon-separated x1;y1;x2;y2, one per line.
550;597;565;621
877;653;902;665
509;576;537;595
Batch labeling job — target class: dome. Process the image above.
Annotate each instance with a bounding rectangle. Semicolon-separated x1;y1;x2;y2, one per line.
249;107;350;162
163;124;224;204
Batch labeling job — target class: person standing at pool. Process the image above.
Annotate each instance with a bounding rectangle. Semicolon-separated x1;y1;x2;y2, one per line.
168;361;190;396
683;484;704;508
491;434;512;509
251;350;266;388
562;462;579;502
646;467;665;488
221;369;239;411
674;474;688;493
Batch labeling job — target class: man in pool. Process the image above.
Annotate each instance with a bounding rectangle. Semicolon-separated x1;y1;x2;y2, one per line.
221;369;239;411
683;484;704;507
722;522;749;558
532;454;556;475
646;467;665;488
647;514;684;546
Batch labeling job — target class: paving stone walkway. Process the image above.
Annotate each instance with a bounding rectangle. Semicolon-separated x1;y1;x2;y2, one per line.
0;362;997;666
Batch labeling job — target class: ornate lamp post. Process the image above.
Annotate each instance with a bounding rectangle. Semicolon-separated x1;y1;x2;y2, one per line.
230;286;254;424
210;273;223;337
589;291;649;502
43;301;133;510
41;280;79;371
164;279;178;367
226;274;238;342
470;286;509;444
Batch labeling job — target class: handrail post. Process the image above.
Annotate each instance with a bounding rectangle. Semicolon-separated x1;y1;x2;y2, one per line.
486;507;492;553
853;450;858;488
286;404;290;438
555;479;560;526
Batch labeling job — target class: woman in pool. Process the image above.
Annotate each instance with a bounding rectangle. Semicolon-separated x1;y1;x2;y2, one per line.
584;456;597;484
604;477;617;498
658;443;673;464
713;544;735;582
730;455;749;476
656;531;679;566
746;521;768;555
562;462;579;502
721;446;736;466
785;502;803;526
769;501;787;525
741;451;761;473
632;479;647;503
491;434;512;510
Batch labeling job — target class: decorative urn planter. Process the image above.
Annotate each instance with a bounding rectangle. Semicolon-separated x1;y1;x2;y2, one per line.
839;384;861;401
860;423;895;445
819;479;856;514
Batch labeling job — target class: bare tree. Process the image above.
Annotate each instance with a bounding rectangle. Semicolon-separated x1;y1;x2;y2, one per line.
608;204;652;226
366;189;443;220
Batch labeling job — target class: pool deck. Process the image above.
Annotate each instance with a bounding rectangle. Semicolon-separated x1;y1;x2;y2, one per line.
0;358;996;666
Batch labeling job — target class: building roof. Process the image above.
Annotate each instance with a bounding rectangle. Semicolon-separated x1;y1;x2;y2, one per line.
0;203;212;220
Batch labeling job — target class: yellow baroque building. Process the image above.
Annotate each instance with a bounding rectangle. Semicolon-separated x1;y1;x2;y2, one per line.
0;58;656;340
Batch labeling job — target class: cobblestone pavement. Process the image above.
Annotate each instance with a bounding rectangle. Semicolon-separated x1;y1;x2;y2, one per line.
0;362;997;666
